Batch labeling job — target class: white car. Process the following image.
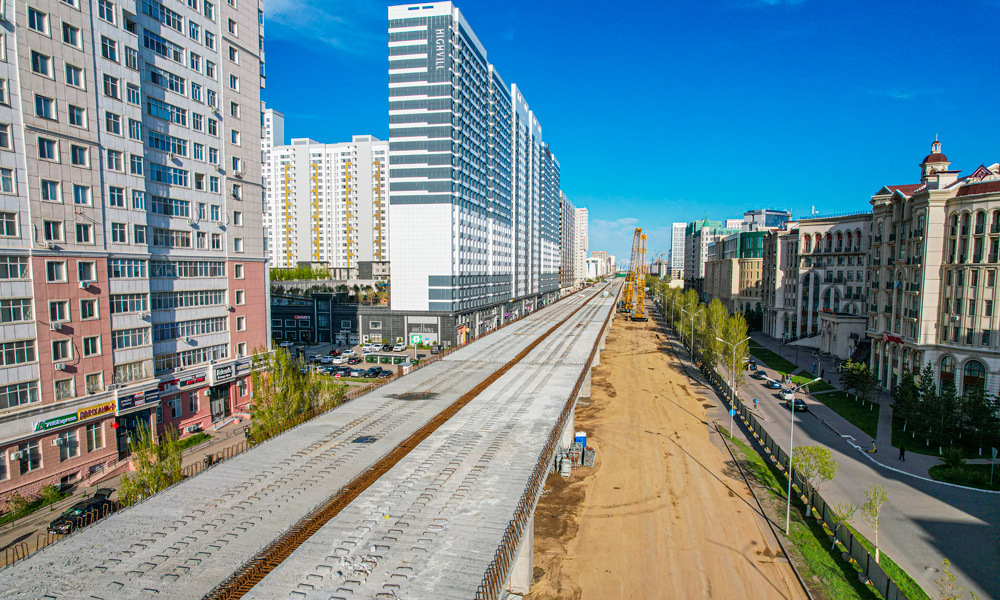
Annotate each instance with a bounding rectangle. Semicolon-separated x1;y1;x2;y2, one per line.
362;348;377;356
280;341;295;348
362;344;377;352
780;388;795;402
331;356;347;365
392;344;406;352
341;350;356;358
320;355;334;364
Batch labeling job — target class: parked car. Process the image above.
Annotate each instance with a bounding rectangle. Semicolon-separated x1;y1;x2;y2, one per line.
750;370;767;380
92;488;114;501
748;361;758;371
280;341;295;348
781;388;795;402
381;344;394;352
309;355;324;364
765;380;782;389
48;494;117;535
331;356;347;365
349;368;365;377
362;348;376;356
319;355;334;364
341;350;357;357
364;367;383;377
378;370;393;379
392;343;406;352
327;349;342;356
785;398;808;412
430;345;442;354
347;357;361;365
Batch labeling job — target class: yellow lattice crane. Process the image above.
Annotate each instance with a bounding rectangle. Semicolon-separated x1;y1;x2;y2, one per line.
372;159;384;261
631;233;648;321
344;161;354;269
620;227;642;313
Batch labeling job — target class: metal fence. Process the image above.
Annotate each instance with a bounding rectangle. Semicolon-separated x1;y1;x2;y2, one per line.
703;363;909;600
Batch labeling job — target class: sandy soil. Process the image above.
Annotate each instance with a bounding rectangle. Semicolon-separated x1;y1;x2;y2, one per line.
527;318;808;600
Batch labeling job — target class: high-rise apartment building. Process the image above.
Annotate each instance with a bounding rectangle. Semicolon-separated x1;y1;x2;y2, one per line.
559;192;576;289
264;136;389;277
260;105;283;257
670;222;685;280
574;207;588;285
684;217;740;296
387;2;562;341
0;0;267;500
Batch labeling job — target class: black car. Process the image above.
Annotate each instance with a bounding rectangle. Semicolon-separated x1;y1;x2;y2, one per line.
381;344;394;352
378;370;393;379
48;494;116;535
365;367;383;377
750;370;767;380
430;345;442;354
347;356;361;365
786;398;808;412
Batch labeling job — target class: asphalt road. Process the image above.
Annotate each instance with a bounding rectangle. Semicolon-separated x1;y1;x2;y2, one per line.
721;355;999;599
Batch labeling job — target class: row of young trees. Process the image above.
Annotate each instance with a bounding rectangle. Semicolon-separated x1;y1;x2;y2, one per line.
271;283;388;305
893;364;1000;455
269;266;332;281
652;284;752;389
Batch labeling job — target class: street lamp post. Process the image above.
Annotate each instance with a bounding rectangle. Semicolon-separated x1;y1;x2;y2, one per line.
717;335;751;438
784;375;822;534
680;307;702;364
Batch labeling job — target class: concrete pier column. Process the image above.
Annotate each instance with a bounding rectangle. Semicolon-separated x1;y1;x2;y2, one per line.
506;513;535;596
592;350;600;367
561;407;576;450
580;367;592;398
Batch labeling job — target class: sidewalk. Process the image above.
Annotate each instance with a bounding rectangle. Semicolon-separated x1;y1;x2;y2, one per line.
746;332;994;479
0;420;250;554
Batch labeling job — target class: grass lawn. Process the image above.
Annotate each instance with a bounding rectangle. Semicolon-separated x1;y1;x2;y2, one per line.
0;489;72;527
928;464;1000;492
792;372;836;393
809;391;880;438
846;525;932;600
178;432;212;451
750;347;800;375
719;427;881;600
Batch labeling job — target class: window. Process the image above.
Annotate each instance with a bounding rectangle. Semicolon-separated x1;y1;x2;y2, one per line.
189;393;198;414
141;0;183;32
208;147;218;164
210;204;220;221
127;83;141;105
234;237;243;253
101;36;118;61
196;231;206;248
147;98;186;125
228;18;238;35
103;74;119;98
132;190;146;210
233;211;243;226
134;224;147;244
85;373;103;395
55;429;78;461
230;101;239;117
170;398;180;418
105;111;121;135
47;262;67;282
237;316;246;331
0;254;28;276
98;0;115;24
205;31;215;50
75;223;92;243
114;361;146;384
38;138;58;162
18;441;41;475
125;46;139;70
111;222;127;243
69;105;86;127
149;163;189;186
229;75;239;91
86;422;104;452
206;61;215;79
1;381;39;410
108;186;125;208
62;23;80;47
106;150;123;171
152;228;191;248
31;51;52;76
129;118;142;140
228;46;239;63
237;342;247;357
1;340;36;366
35;95;55;120
112;327;150;349
82;336;101;357
71;145;89;166
43;220;64;241
0;123;9;149
235;289;245;305
41;179;60;202
52;339;72;361
208;118;218;136
988;300;994;317
230;129;240;145
206;89;216;107
193;143;204;160
232;156;241;172
143;29;183;62
190;52;201;71
0;172;14;195
73;184;91;205
0;298;32;323
130;154;143;175
189;21;200;40
65;64;83;88
0;79;6;105
80;298;97;320
28;8;48;34
111;293;148;314
211;233;221;249
77;262;95;283
204;0;215;20
210;176;219;193
191;82;202;102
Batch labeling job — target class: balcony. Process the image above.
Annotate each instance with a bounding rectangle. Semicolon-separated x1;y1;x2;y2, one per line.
871;281;879;289
907;283;921;293
906;309;919;319
976;224;985;235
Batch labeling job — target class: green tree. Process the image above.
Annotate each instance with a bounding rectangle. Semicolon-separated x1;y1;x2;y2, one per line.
700;299;729;371
829;501;856;549
721;313;750;395
791;446;839;516
893;372;919;431
861;483;889;563
936;380;959;446
966;388;1000;453
119;424;183;507
936;558;980;600
249;347;346;443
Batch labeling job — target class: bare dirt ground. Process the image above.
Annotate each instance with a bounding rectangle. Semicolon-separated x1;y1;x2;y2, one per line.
527;318;808;600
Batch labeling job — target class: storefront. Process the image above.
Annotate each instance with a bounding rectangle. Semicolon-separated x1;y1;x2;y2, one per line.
115;388;160;459
210;364;237;423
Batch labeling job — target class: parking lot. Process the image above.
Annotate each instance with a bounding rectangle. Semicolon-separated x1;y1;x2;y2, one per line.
277;340;443;379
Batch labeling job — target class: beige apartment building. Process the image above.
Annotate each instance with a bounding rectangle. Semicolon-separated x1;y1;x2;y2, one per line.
0;0;268;502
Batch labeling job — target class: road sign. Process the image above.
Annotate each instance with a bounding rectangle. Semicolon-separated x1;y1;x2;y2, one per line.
335;374;341;380
729;409;736;416
993;447;998;459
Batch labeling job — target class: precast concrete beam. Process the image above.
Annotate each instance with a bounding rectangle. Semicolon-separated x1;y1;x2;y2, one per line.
561;407;576;450
580;367;592;398
506;513;535;596
592;349;600;367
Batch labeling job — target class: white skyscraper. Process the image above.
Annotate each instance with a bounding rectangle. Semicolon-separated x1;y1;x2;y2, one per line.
265;136;389;276
575;208;589;284
671;222;685;279
261;106;284;260
387;2;562;340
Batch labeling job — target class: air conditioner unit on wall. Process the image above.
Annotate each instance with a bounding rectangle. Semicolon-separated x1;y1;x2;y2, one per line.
185;424;201;434
9;451;25;461
51;438;64;447
53;362;66;370
50;322;62;331
79;280;91;289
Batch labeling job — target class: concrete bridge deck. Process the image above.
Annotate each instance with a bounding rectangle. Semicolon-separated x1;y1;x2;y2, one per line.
0;285;611;600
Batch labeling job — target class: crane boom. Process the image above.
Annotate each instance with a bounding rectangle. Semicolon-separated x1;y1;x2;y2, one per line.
631;233;648;321
620;227;642;313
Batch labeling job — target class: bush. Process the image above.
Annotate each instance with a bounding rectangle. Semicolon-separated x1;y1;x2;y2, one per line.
940;447;967;470
40;485;62;504
5;492;29;515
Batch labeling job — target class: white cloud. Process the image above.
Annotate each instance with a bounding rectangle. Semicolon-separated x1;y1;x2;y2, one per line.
265;0;383;52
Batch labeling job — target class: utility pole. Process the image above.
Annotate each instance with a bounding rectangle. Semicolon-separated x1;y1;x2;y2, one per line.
717;335;751;437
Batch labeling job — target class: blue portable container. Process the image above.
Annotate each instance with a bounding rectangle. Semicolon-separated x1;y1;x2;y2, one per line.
574;431;586;447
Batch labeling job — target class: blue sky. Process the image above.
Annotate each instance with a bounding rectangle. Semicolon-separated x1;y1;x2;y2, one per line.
262;0;1000;264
